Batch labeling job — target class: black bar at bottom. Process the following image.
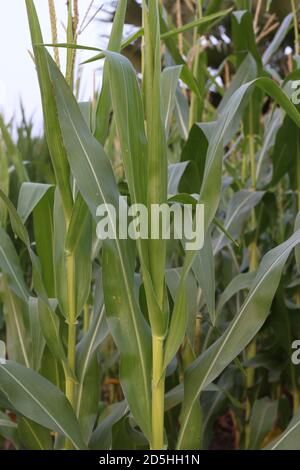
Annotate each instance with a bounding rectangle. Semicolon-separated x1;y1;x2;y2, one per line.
0;450;297;467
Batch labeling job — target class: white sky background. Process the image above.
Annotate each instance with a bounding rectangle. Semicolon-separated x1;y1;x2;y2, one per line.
0;0;113;134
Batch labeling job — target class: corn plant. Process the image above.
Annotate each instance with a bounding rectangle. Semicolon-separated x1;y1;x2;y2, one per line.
1;0;300;450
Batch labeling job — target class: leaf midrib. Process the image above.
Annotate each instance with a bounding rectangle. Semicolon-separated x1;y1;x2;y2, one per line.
178;237;294;448
0;364;79;449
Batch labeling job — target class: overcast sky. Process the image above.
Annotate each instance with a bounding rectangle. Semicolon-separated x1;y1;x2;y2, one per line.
0;1;110;133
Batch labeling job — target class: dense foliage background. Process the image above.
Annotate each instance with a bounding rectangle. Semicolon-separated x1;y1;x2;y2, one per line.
1;0;300;450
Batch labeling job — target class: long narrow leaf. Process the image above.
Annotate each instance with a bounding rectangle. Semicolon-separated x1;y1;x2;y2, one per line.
177;229;300;449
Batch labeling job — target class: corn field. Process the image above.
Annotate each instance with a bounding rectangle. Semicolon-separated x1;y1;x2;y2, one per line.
1;0;300;452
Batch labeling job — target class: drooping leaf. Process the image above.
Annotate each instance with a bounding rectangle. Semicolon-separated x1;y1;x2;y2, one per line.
177;229;300;449
0;361;86;449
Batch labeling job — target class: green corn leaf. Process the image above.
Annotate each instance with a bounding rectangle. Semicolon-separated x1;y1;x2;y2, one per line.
216;271;256;319
0;228;29;302
1;279;30;368
17;183;54;223
168;163;189;196
90;401;129;450
143;0;168;318
25;0;73;220
76;276;108;442
165;268;198;348
159;14;202;108
0;188;30;246
200;78;300;235
0;189;46;299
45;51;152;442
213;218;240;248
266;411;300;450
192;234;216;324
28;297;46;372
81;28;144;65
94;0;128;144
160;8;232;39
163;251;195;371
177;229;300;449
180;123;209;193
161;66;182;137
53;191;68;317
175;89;190;140
213;190;265;254
248;398;278;449
36;297;76;382
106;51;148;207
262;13;293;66
65;193;90;254
256;108;283;186
232;10;261;68
17;416;52;450
0;115;29;184
270;116;298;186
32;188;56;297
217;54;257;118
76;355;100;446
106;50;165;336
0;144;9;228
0;360;86;449
53;190;92;320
